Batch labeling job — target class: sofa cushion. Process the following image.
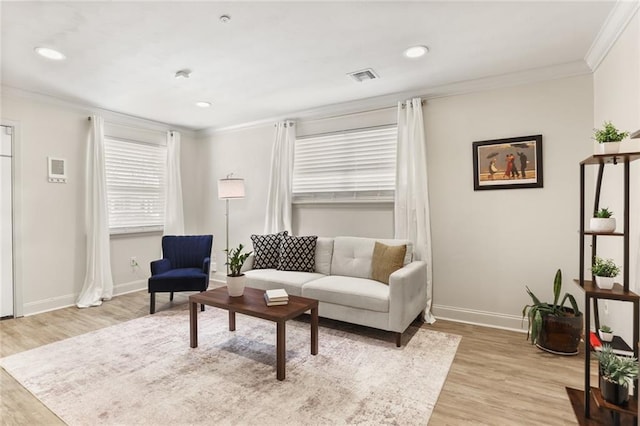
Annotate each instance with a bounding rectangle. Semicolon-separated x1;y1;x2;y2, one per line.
244;269;324;296
278;235;318;272
301;275;389;313
371;242;407;284
251;231;287;269
331;237;413;279
314;237;334;275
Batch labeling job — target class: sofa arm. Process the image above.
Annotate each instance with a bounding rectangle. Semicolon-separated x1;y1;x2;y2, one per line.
241;254;255;273
151;259;171;276
388;260;428;333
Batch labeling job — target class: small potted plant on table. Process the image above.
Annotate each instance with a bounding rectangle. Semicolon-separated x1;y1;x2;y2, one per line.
598;325;614;342
594;345;639;405
593;121;629;155
224;243;252;297
591;257;620;290
590;207;616;233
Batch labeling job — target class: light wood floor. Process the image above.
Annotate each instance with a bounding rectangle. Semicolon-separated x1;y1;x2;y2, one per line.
1;290;592;425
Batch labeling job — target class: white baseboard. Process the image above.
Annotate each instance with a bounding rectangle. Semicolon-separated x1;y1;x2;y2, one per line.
432;304;527;333
21;280;147;317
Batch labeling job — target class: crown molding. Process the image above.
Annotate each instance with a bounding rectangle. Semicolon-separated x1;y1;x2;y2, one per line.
1;85;197;138
585;0;640;71
198;60;591;137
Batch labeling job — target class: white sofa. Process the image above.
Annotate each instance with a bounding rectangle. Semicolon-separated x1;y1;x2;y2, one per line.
241;236;428;346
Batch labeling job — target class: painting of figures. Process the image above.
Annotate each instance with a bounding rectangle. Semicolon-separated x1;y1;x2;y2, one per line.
472;135;543;190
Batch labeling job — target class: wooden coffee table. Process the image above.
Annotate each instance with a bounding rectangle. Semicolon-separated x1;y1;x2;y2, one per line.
189;286;319;381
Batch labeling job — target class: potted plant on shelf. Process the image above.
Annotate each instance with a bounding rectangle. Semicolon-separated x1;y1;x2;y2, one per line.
593;121;629;155
590;207;616;233
591;256;620;290
598;325;614;342
522;269;583;355
224;243;252;297
594;345;639;405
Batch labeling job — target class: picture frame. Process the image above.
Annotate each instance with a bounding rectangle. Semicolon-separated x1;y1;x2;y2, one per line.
472;135;543;191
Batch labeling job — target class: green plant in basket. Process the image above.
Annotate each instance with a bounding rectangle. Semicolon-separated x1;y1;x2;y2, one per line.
522;269;581;348
591;257;620;278
224;244;252;277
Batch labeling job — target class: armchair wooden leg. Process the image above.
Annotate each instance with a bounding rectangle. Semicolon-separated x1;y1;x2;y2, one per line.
200;291;205;311
395;332;402;347
170;292;174;301
150;293;156;315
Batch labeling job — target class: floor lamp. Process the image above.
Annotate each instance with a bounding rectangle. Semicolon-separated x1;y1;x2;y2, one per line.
217;174;245;275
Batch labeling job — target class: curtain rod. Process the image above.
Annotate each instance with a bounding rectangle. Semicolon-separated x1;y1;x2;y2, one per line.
400;99;426;109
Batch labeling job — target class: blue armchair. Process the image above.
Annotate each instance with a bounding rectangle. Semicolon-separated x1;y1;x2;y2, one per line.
148;235;213;314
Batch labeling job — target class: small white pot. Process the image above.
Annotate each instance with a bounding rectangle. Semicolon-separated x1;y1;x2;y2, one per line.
597;142;620;155
594;275;615;290
589;217;616;233
598;330;614;342
226;274;246;297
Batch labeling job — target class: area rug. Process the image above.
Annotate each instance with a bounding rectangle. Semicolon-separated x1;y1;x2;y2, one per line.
0;308;460;425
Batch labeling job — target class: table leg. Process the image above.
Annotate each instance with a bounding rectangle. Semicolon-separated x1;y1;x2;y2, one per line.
277;321;285;381
229;310;236;331
189;300;198;348
311;306;318;355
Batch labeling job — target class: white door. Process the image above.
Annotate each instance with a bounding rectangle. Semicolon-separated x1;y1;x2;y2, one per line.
0;125;13;318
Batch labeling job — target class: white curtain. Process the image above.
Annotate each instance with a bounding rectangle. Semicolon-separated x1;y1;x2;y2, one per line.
264;121;295;234
163;131;185;235
395;98;435;323
77;115;114;308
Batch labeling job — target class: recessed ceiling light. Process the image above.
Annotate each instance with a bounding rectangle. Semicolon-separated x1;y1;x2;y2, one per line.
34;47;66;60
404;45;429;59
175;69;192;79
195;101;212;108
219;14;231;23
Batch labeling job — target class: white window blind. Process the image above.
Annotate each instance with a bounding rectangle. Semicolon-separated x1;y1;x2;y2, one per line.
104;137;166;233
292;125;397;202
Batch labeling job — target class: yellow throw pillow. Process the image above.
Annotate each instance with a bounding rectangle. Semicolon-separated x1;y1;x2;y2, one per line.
371;242;407;284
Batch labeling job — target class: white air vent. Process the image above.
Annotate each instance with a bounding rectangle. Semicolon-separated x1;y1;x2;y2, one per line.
348;68;379;82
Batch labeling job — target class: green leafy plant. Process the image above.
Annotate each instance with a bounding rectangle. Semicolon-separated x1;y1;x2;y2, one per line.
594;345;639;389
522;269;581;344
595;207;613;218
592;257;620;278
599;325;612;333
594;121;629;143
224;244;252;277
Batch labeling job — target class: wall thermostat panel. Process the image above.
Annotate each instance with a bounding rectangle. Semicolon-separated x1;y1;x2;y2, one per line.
48;157;67;183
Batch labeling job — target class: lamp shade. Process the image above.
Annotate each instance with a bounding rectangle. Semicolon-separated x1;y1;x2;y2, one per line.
218;177;245;199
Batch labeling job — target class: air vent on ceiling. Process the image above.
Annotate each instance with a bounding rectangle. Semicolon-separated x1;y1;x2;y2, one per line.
348;68;379;82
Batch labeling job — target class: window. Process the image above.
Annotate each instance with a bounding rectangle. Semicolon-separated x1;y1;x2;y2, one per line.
104;137;166;233
292;125;397;202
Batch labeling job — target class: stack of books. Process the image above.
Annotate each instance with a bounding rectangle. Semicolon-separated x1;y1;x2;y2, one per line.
264;288;289;306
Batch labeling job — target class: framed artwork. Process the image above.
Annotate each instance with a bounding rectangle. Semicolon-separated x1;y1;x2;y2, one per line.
472;135;543;191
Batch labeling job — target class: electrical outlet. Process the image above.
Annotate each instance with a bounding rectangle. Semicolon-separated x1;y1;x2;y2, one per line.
130;257;138;267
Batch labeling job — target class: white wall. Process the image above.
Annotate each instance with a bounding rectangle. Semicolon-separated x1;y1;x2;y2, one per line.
592;10;640;346
1;92;198;315
426;75;594;329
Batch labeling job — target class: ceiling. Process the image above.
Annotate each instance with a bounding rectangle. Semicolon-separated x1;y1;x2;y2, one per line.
1;1;618;131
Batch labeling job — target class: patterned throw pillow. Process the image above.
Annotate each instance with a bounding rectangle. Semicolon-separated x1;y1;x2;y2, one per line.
251;231;288;269
278;235;318;272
